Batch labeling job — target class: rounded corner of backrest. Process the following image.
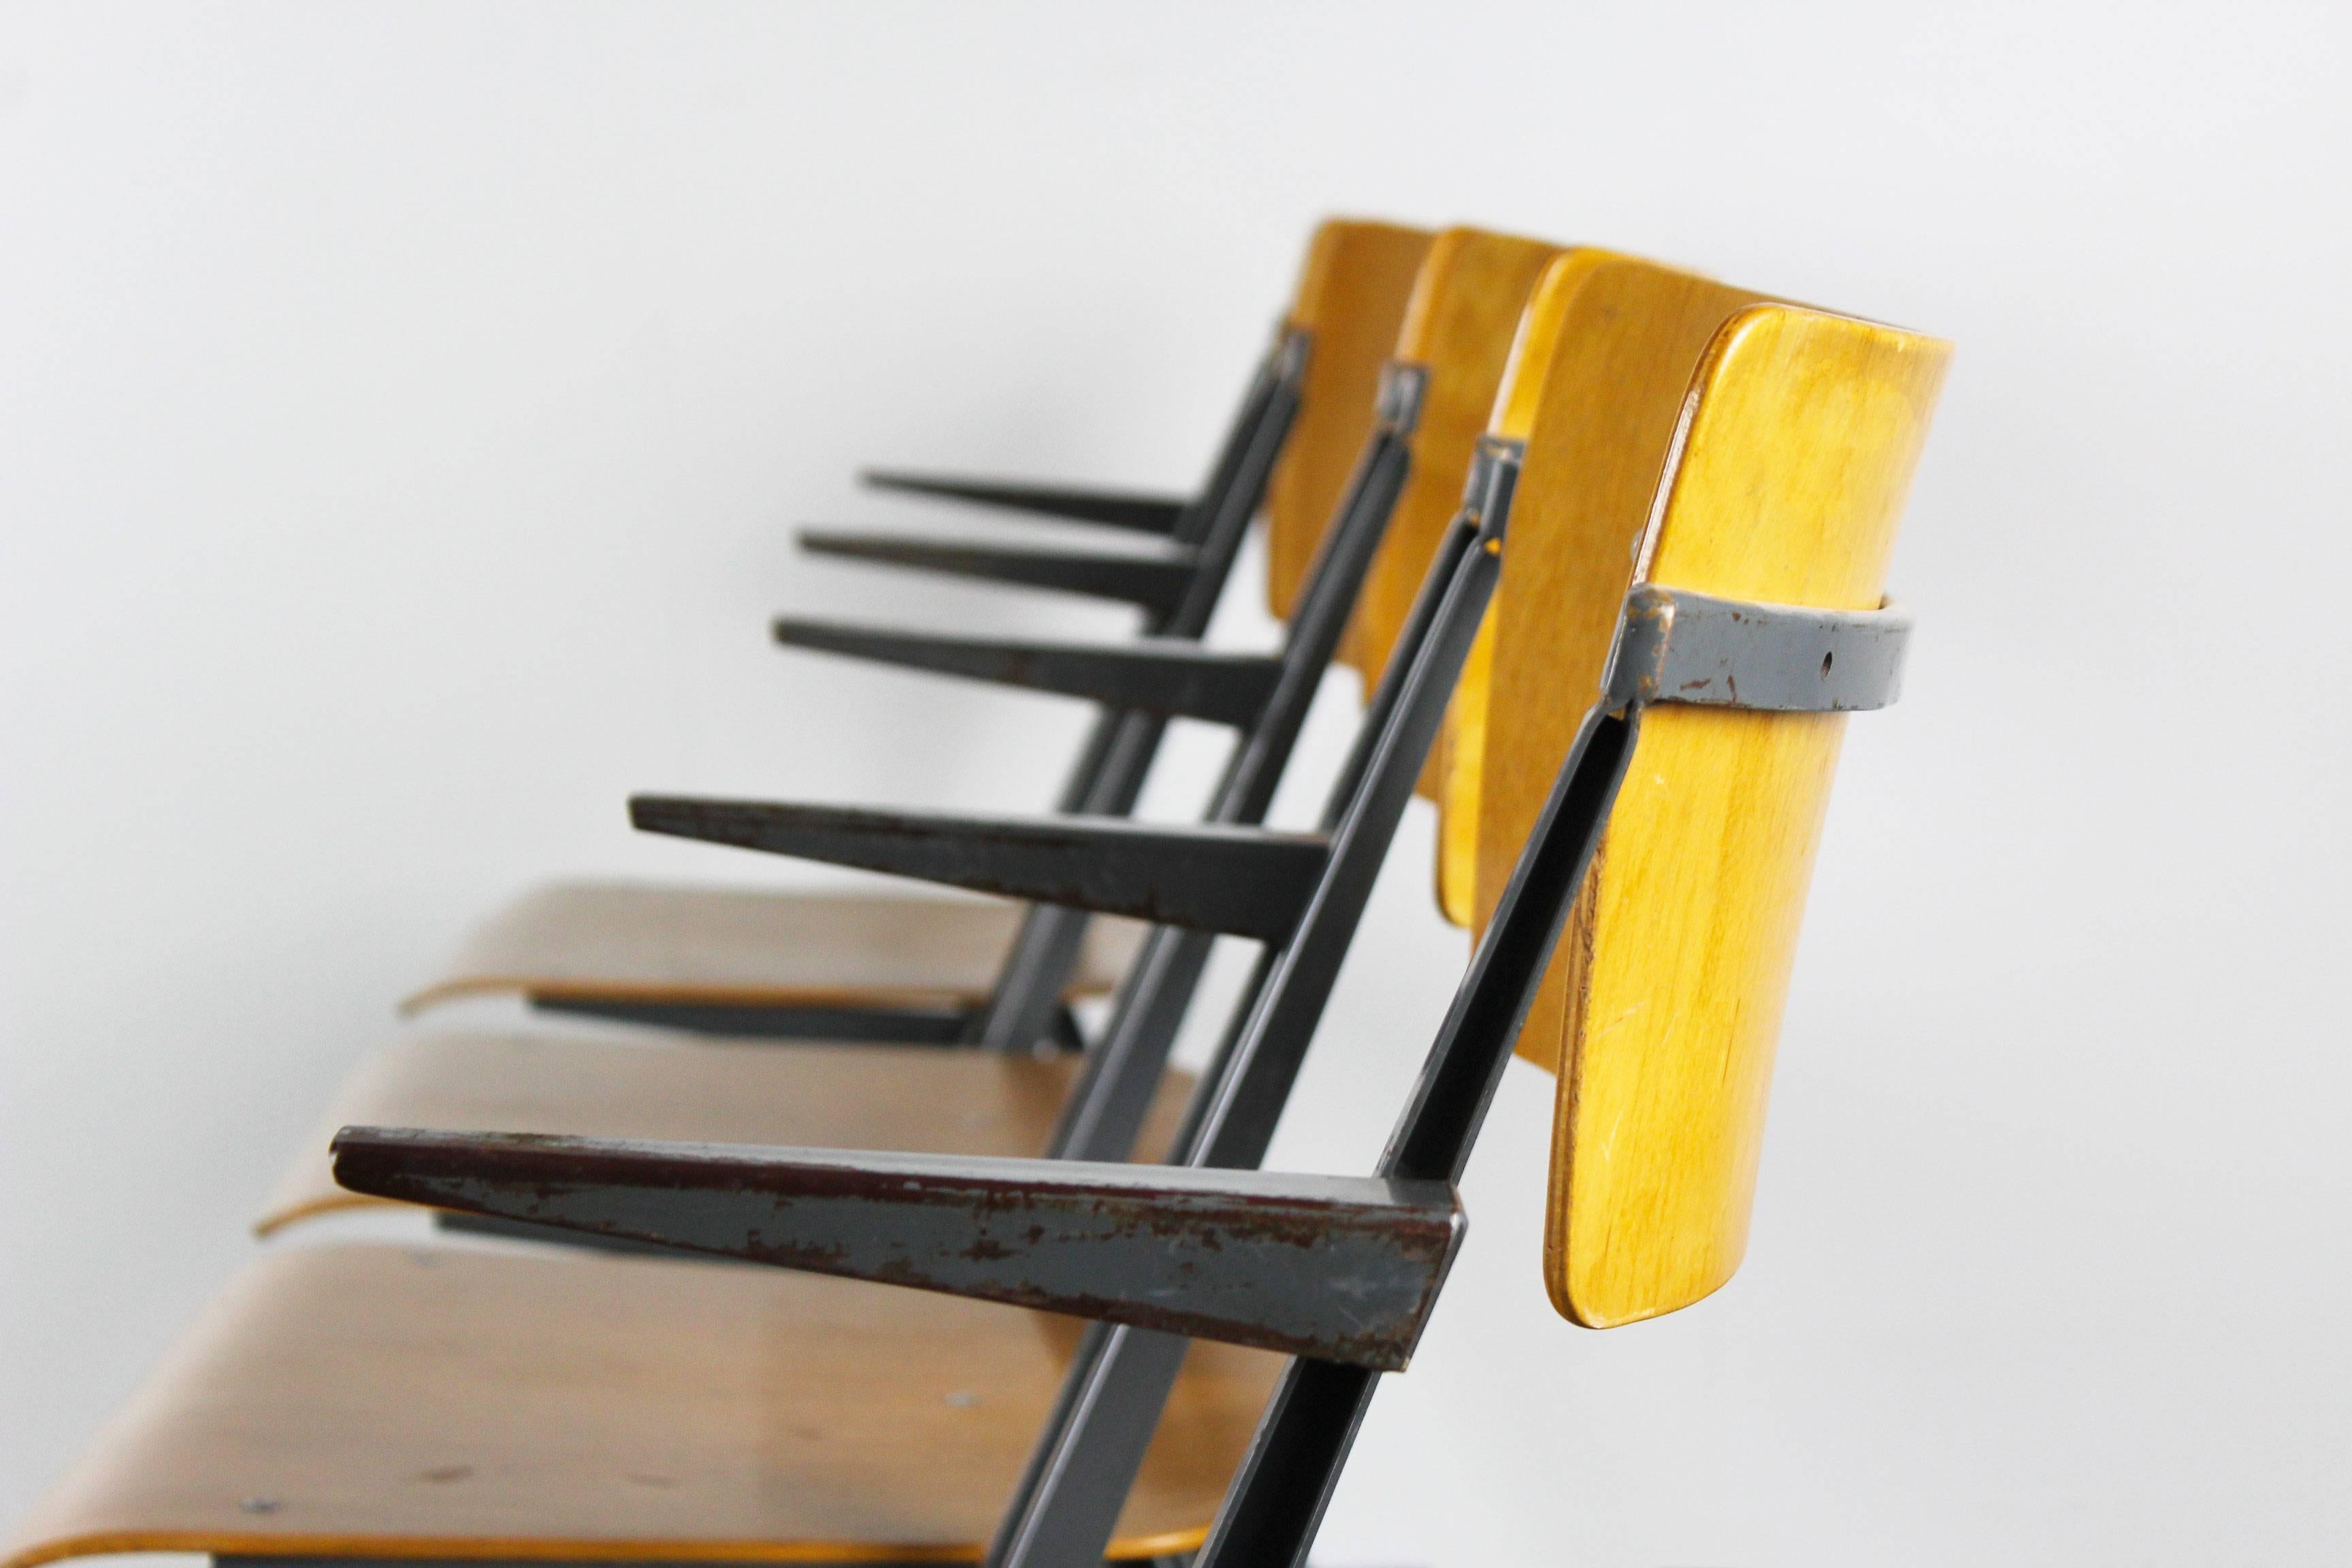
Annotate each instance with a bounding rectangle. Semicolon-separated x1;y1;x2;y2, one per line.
1353;228;1564;706
1390;226;1477;363
1647;303;1953;606
1264;220;1435;619
1281;220;1348;331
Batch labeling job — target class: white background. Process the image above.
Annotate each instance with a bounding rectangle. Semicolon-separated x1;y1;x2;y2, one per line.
3;4;2347;1564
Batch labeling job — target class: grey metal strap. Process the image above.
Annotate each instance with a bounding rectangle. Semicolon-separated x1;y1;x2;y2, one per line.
1605;585;1911;713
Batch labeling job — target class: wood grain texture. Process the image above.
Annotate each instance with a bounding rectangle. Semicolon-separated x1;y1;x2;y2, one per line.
401;884;1146;1015
1544;305;1950;1328
0;1245;1280;1568
255;1033;1195;1236
1341;227;1565;687
1262;218;1433;618
1451;259;1768;956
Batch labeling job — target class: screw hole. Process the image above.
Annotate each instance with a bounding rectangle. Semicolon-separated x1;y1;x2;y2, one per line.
1820;651;1835;678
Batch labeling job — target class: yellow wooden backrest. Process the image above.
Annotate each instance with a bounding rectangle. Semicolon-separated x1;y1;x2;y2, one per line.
1537;304;1950;1327
1262;218;1435;618
1434;256;1768;928
1339;227;1565;683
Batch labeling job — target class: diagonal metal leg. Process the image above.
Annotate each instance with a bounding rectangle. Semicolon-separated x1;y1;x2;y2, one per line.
1194;709;1644;1568
986;1323;1194;1568
983;446;1520;1568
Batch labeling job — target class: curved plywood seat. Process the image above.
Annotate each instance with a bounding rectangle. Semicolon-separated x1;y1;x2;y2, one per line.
0;1245;1281;1568
257;1032;1194;1236
401;884;1147;1015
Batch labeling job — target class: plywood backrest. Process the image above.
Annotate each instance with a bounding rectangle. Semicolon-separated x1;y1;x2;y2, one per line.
1434;257;1768;928
1540;305;1950;1328
1262;218;1435;618
1340;227;1565;682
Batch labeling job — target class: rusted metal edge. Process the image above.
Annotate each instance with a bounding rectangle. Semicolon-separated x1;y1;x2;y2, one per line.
627;798;1330;943
330;1128;1464;1371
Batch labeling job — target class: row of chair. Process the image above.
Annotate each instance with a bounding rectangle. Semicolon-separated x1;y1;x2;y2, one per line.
10;218;1949;1568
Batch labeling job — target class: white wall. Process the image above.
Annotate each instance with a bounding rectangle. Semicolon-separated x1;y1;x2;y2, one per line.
3;3;2347;1563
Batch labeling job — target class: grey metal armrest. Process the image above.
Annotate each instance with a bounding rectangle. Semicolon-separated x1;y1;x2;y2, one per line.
331;1128;1460;1371
627;797;1330;941
861;470;1191;536
772;618;1284;728
798;531;1200;615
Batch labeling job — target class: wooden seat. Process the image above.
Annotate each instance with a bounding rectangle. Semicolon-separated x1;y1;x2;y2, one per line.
0;1244;1282;1568
399;885;1148;1014
256;1032;1194;1235
404;220;1432;1027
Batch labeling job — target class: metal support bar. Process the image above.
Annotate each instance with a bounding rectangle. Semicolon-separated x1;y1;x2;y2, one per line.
772;619;1284;728
331;1129;1461;1370
859;471;1191;536
796;532;1200;615
628;797;1330;943
1607;585;1910;711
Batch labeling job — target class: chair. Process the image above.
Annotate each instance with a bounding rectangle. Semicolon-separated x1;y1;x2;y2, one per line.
255;227;1565;1242
1;244;1813;1568
329;294;1950;1568
404;219;1435;1048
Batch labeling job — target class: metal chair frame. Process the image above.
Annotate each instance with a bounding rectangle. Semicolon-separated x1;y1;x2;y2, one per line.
344;454;1912;1567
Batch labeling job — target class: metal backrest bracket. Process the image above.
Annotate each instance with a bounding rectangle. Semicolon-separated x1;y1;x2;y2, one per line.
1605;585;1910;713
